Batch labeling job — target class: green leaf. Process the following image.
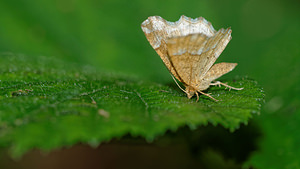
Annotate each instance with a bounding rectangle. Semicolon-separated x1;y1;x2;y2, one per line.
0;53;264;157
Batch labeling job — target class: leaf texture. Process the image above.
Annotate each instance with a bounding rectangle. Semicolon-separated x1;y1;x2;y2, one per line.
0;53;264;157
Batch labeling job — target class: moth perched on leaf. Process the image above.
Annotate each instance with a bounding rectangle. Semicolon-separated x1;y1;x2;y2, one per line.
141;15;243;101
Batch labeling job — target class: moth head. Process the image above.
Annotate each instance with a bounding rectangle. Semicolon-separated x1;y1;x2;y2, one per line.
185;86;196;99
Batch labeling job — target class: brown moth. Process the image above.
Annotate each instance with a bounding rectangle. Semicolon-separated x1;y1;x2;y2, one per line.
141;15;243;101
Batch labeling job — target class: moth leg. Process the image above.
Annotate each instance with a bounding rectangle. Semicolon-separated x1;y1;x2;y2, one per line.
210;81;243;91
195;91;199;102
198;90;218;102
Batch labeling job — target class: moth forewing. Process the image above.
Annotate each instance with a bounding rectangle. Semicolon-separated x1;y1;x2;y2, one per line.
197;28;232;80
141;16;217;82
166;34;209;86
142;24;182;81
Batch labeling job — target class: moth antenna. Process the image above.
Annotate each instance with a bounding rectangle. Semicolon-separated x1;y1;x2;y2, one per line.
170;75;187;94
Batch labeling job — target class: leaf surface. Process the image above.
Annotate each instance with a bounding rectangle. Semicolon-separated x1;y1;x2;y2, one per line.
0;53;264;157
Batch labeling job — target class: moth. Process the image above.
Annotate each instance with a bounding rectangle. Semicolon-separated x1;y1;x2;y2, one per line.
141;15;243;101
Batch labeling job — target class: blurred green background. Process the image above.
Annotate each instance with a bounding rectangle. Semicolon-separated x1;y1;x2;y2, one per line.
0;0;299;168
